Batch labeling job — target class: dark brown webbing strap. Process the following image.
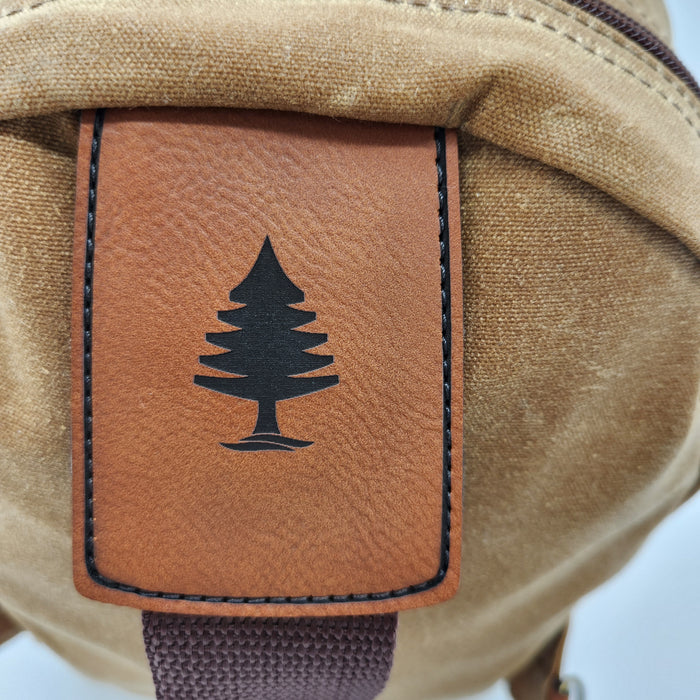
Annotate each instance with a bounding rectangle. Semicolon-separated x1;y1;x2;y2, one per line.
142;612;398;700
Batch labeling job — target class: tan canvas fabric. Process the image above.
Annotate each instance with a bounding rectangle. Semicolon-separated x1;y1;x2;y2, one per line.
0;0;698;698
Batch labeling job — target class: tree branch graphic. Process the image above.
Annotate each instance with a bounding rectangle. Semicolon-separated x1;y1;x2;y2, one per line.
194;236;339;451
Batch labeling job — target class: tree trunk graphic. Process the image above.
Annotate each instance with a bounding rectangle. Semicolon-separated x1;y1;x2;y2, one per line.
194;236;339;451
254;398;279;436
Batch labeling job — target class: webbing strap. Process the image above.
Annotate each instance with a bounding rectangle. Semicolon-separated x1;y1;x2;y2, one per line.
142;612;398;700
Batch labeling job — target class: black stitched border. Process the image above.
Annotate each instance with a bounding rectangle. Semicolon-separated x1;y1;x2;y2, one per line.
83;109;453;604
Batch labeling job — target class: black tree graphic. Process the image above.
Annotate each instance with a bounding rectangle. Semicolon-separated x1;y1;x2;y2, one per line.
194;236;339;451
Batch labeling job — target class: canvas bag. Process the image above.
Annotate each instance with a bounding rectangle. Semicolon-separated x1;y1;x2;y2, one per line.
0;0;699;698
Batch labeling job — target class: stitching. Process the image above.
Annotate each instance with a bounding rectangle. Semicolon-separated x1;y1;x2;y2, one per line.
384;0;700;137
82;108;102;582
511;0;699;116
534;0;699;122
435;126;453;586
3;0;696;131
82;111;454;605
0;0;59;19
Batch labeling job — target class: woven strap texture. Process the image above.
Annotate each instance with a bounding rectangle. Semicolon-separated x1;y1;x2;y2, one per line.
142;612;398;700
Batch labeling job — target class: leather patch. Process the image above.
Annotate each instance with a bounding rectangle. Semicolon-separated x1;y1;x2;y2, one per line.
71;108;463;616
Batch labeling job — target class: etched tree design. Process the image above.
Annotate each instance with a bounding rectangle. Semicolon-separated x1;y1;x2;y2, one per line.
194;236;339;451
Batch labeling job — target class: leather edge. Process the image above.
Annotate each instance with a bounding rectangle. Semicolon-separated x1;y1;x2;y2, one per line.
70;110;463;616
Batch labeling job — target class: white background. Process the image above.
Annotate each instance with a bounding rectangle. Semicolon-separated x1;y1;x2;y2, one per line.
1;2;698;698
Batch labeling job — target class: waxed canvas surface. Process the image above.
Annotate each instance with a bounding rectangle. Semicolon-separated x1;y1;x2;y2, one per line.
0;0;699;699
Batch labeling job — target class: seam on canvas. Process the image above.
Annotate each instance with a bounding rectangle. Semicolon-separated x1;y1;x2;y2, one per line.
485;0;700;118
0;0;59;19
534;0;698;119
2;0;695;130
383;0;700;137
82;110;454;606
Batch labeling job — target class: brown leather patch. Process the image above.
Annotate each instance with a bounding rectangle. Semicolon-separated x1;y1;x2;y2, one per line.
71;108;463;616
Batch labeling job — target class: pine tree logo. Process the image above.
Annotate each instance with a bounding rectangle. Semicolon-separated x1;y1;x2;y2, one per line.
194;236;339;452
